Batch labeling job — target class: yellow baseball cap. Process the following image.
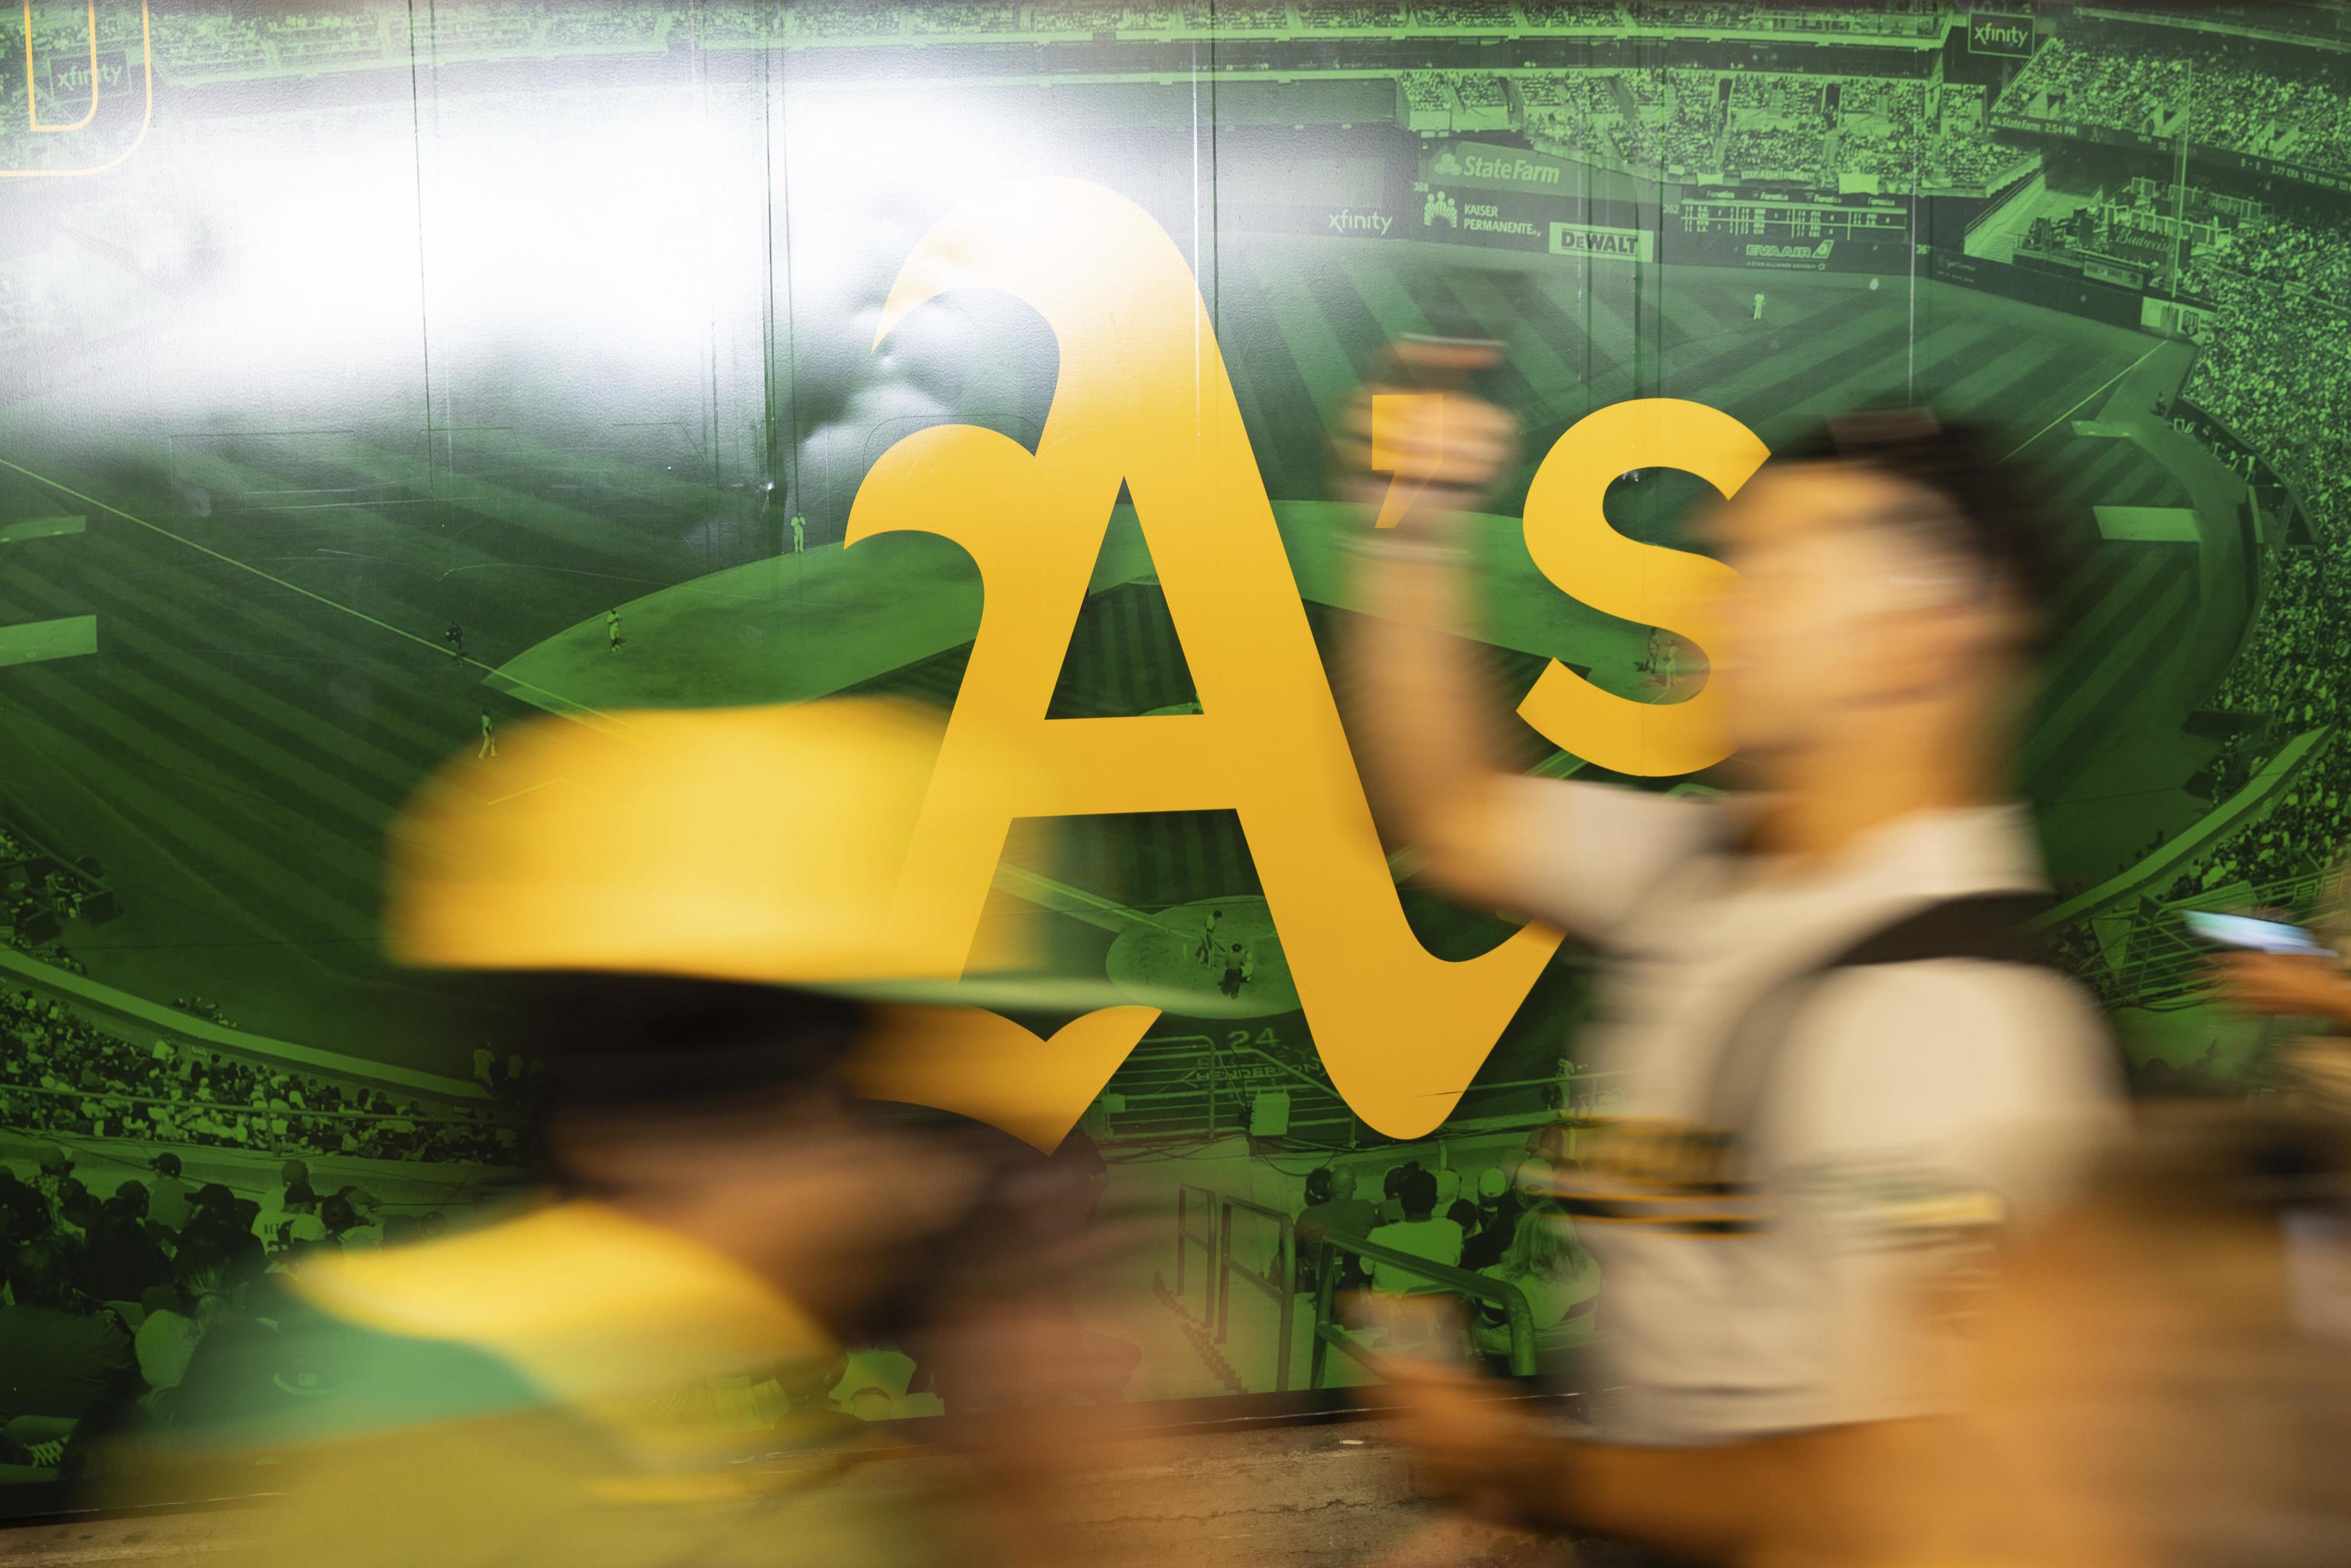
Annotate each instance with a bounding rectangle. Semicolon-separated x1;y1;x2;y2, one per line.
383;698;1055;996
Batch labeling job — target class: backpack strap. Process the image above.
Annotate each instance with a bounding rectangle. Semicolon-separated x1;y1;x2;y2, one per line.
1697;891;2073;1169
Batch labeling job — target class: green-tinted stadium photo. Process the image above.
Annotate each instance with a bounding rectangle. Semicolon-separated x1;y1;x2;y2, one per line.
0;0;2346;1535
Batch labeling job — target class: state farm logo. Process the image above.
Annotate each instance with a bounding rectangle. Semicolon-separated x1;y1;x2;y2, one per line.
1432;146;1562;186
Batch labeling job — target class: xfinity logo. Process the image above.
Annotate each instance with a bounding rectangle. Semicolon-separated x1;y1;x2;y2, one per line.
52;60;127;93
1329;207;1393;237
1969;14;2030;55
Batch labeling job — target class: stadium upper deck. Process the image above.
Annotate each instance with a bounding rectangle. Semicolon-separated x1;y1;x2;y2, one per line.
12;3;2349;197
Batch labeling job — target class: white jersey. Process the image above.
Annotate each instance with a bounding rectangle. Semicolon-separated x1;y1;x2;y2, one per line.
1492;782;2125;1443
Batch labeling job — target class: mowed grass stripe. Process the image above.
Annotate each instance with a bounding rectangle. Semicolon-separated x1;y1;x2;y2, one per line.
0;641;382;939
323;443;683;572
42;523;481;764
34;525;455;779
1229;244;1367;481
3;549;427;818
0;560;399;890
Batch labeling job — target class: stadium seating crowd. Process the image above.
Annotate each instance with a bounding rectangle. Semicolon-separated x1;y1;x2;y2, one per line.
1724;123;1824;179
1607;69;1723;177
0;1137;480;1485
2004;27;2351;185
0;985;533;1167
1399;70;1448;114
2029;191;2351;998
1452;73;1508;112
0;1;2317;209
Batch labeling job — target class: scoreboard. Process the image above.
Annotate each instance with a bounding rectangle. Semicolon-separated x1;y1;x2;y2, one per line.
1671;195;1912;240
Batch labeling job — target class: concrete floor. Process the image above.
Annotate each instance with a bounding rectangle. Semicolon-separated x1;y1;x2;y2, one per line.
0;1421;1593;1568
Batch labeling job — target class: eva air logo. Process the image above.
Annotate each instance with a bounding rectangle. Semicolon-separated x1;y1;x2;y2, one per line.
843;179;1765;1143
1814;237;1834;258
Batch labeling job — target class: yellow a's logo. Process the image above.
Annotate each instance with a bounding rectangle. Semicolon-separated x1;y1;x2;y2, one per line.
1518;397;1762;777
848;178;1761;1142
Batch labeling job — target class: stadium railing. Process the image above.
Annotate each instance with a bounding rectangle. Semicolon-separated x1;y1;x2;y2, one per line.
3;1081;526;1162
1174;1182;1220;1315
1214;1195;1296;1391
1306;1233;1537;1387
0;944;487;1103
3;1079;517;1131
2110;861;2339;1009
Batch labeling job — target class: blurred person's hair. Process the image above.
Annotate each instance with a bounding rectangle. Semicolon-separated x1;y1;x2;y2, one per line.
1498;1209;1585;1280
1513;1156;1554;1200
1400;1168;1440;1221
171;1237;229;1312
1964;1104;2351;1567
482;970;869;1130
152;1152;181;1178
1303;1168;1333;1206
1329;1165;1358;1199
1771;410;2077;654
0;1180;45;1243
7;1239;73;1309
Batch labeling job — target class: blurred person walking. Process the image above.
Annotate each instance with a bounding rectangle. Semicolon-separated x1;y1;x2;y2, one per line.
1342;363;2125;1562
2209;862;2351;1110
99;699;1117;1568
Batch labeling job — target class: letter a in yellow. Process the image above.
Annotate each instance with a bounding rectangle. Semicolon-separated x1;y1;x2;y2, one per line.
847;178;1560;1139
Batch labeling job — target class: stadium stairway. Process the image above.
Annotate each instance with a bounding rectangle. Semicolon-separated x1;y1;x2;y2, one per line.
1964;171;2061;263
2030;726;2335;932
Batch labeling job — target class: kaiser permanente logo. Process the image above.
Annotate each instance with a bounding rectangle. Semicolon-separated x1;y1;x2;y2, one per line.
1745;238;1836;261
1550;221;1653;262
